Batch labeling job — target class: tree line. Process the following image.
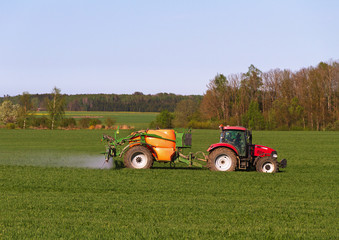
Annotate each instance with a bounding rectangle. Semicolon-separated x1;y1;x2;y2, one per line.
0;87;117;129
171;60;339;131
0;90;201;129
1;92;202;112
1;60;338;130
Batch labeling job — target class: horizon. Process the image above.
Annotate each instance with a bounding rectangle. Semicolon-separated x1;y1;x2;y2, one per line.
2;58;337;98
1;91;203;98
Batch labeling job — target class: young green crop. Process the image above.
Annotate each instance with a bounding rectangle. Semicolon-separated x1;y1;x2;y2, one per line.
35;111;158;129
0;129;338;239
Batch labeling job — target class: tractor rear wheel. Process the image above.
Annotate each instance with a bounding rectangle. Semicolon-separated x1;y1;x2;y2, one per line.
208;148;237;171
256;156;278;173
124;146;153;169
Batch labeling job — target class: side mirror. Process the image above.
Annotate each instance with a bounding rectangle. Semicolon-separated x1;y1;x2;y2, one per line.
246;130;252;144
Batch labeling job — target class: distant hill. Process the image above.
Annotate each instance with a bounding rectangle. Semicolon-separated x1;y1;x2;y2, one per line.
0;92;202;112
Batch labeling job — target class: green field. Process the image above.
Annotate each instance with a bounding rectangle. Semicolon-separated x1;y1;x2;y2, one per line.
0;129;338;239
35;111;158;129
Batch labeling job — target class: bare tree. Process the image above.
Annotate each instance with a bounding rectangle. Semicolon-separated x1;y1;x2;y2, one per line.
200;74;231;122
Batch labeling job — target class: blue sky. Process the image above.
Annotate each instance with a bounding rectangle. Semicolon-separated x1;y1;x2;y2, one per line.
0;0;338;96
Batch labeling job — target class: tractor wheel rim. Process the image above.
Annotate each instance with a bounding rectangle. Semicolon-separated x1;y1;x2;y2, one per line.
215;155;232;171
262;162;274;173
131;153;147;168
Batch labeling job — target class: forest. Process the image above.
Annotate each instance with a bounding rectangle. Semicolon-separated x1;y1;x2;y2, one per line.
0;93;202;112
193;60;339;130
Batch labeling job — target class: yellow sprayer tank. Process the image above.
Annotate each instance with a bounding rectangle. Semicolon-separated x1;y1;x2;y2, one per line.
145;129;176;148
146;129;176;161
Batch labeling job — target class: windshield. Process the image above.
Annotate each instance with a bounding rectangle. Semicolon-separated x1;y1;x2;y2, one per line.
220;130;246;156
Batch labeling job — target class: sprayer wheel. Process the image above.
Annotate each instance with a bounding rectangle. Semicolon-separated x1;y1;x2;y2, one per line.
256;156;278;173
124;146;153;169
208;148;237;171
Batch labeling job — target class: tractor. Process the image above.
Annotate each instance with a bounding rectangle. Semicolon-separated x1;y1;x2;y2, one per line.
101;126;286;173
207;125;287;173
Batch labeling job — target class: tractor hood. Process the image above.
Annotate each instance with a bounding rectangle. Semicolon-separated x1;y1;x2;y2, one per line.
253;145;277;158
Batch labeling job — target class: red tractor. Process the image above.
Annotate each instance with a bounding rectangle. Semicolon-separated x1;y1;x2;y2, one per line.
207;125;287;173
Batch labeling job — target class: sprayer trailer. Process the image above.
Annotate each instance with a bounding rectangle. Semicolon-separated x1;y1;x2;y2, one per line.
102;125;287;173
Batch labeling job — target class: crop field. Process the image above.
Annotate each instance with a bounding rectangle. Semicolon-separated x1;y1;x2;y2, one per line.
35;111;158;129
0;129;338;239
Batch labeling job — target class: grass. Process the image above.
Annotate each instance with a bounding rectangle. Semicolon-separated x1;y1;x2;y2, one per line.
35;111;158;129
0;129;338;239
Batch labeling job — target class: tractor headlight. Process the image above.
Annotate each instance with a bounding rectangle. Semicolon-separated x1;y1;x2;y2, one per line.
272;152;278;158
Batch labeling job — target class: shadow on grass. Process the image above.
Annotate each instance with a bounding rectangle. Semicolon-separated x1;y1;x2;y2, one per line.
151;166;207;171
110;161;287;173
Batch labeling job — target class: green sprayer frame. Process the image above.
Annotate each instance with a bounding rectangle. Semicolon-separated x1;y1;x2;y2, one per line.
101;129;208;168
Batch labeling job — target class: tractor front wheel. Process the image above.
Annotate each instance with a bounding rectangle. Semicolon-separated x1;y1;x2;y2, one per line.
256;156;278;173
124;146;153;169
209;148;237;171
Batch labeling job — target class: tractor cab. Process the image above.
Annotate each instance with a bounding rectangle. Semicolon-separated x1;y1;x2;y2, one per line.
219;125;252;158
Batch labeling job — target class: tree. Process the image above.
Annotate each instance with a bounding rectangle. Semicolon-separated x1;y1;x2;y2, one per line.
241;64;263;100
46;87;65;130
288;97;304;129
105;117;116;128
239;65;263;116
242;101;264;130
19;92;33;129
228;74;242;125
200;74;231;122
150;110;174;129
0;100;20;124
173;99;200;127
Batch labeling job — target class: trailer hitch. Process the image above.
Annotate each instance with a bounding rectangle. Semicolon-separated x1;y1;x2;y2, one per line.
102;134;115;142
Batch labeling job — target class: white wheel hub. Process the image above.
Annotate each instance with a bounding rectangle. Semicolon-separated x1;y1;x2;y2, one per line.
215;155;232;171
262;162;275;173
131;153;148;169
